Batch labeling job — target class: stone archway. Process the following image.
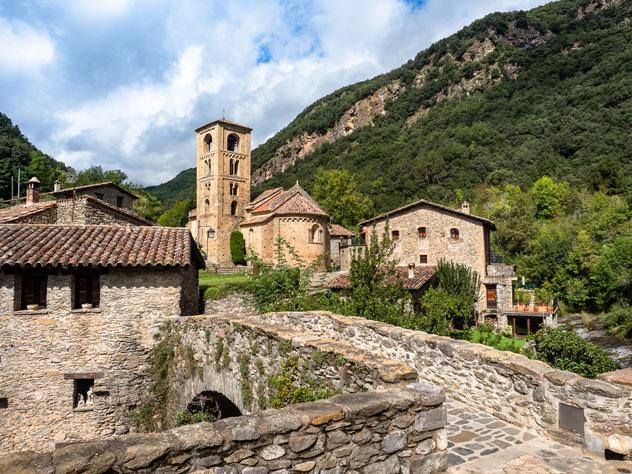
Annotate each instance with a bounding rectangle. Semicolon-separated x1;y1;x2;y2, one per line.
185;390;242;421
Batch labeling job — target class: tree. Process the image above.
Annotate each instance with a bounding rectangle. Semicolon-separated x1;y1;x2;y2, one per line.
132;188;164;222
230;231;246;265
73;166;128;186
157;199;194;227
420;259;481;334
530;176;570;220
343;226;414;328
312;169;374;230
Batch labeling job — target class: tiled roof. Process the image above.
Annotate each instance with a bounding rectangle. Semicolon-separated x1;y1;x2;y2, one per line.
0;224;204;269
0;202;56;223
329;224;355;237
51;181;139;199
241;183;328;227
328;266;437;290
252;183;327;217
359;199;495;229
249;188;284;207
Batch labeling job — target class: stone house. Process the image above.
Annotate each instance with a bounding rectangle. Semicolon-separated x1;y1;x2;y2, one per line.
0;177;151;226
188;118;331;267
0;224;204;453
337;199;526;331
50;180;138;210
240;183;331;266
328;223;355;269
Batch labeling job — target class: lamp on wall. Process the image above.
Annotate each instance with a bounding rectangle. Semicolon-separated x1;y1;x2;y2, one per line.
207;227;215;239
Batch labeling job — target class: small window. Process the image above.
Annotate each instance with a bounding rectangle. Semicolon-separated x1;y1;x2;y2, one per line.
204;199;210;214
116;196;124;207
203;133;213;152
310;224;322;243
230;183;238;196
73;274;100;309
230;201;238;216
74;379;94;409
19;274;47;310
420;255;428;264
95;193;104;200
227;133;240;152
391;230;400;241
206;159;212;176
234;160;239;176
450;228;460;240
418;227;427;238
0;398;7;409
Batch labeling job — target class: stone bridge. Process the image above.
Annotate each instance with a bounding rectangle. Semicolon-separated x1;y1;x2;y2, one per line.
2;296;632;473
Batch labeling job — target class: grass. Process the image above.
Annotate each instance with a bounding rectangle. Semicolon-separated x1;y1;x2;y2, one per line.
199;271;252;300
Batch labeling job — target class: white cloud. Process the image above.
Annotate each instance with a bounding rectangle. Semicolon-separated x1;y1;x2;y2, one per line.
7;0;552;185
0;17;55;75
57;0;133;21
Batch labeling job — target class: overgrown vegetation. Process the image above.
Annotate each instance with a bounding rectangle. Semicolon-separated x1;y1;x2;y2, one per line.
525;327;616;378
175;410;216;426
268;356;337;408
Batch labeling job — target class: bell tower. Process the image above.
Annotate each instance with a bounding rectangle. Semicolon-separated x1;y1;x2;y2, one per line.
194;118;252;266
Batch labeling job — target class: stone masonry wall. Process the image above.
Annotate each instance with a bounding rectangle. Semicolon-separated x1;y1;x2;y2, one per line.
0;383;448;474
261;311;632;458
161;310;418;426
0;267;195;453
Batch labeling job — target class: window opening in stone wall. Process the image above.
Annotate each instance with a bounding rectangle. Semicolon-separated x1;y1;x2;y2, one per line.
206;159;212;175
450;228;459;240
74;379;94;409
310;224;322;243
19;273;47;310
418;227;427;238
227;133;239;152
420;254;428;264
605;450;626;461
233;160;239;176
204;133;213;152
95;193;104;201
73;274;100;309
229;159;234;175
204;199;210;214
116;196;124;207
230;201;238;216
391;230;400;241
0;398;7;409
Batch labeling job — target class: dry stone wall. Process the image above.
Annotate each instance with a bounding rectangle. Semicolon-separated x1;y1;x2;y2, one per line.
0;383;448;474
261;311;632;459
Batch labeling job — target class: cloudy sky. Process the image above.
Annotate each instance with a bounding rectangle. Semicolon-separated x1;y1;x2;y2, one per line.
0;0;550;186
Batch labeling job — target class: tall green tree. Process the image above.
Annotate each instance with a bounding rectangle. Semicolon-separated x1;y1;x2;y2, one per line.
312;169;374;230
157;199;194;227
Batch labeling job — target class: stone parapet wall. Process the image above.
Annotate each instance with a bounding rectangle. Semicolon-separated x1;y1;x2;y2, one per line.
260;311;632;458
0;383;448;474
163;310;418;423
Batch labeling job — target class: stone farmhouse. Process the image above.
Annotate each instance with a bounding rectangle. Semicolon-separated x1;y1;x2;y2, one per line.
0;224;204;452
332;198;555;336
188;118;335;267
0;178;151;226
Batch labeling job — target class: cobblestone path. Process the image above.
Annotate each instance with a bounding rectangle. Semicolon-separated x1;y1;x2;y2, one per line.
446;398;632;473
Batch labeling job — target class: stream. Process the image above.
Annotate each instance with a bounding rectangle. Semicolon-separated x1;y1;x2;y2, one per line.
557;313;632;369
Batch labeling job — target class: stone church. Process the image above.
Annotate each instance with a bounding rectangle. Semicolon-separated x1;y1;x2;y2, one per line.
188;119;331;267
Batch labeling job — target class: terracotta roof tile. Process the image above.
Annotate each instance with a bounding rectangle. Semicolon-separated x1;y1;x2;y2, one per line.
0;224;204;269
329;224;355;237
0;202;56;223
328;265;437;290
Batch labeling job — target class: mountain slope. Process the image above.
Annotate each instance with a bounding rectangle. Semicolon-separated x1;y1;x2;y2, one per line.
149;0;632;212
0;113;68;201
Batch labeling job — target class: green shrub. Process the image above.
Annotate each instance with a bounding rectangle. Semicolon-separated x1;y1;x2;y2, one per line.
528;327;617;378
175;410;216;426
230;231;247;265
605;302;632;339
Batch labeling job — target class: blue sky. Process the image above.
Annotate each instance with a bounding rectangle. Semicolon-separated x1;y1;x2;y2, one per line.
0;0;549;185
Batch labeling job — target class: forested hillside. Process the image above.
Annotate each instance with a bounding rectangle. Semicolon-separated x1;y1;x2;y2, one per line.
151;0;632;210
0;113;68;201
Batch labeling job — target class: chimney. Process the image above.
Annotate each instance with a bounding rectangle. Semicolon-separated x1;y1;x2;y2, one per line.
407;263;415;279
461;200;470;215
53;180;61;192
26;177;40;205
